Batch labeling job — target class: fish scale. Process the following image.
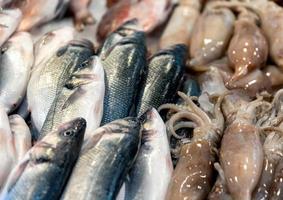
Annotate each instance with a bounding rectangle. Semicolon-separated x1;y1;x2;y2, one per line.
100;31;146;125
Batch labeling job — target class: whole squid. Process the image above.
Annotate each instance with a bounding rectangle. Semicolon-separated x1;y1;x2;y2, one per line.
159;0;201;48
0;32;33;113
227;7;268;83
0;8;22;47
189;6;235;68
97;0;172;41
124;108;173;200
160;92;225;200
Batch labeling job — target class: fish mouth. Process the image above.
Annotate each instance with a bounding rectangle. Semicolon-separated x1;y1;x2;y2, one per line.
69;39;94;51
71;117;87;132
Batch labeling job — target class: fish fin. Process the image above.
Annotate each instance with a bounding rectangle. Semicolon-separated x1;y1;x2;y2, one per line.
62;87;86;110
3;158;29;193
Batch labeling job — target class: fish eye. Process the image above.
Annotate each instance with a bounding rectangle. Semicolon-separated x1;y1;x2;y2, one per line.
63;130;75;137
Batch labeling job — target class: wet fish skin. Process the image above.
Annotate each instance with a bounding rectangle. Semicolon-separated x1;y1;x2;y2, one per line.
0;32;34;113
136;44;187;116
12;0;70;31
27;39;94;138
61;117;141;200
1;118;86;200
100;30;146;125
125;108;173;200
40;55;105;140
0;8;22;47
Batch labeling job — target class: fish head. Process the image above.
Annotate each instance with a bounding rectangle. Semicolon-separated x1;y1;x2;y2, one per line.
32;118;86;166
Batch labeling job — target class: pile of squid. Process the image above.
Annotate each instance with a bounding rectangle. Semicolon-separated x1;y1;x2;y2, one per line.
1;0;283;200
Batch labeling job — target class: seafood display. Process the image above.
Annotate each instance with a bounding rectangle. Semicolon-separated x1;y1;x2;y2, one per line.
1;0;283;200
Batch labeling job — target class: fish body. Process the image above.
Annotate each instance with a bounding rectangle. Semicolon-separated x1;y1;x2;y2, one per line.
61;117;141;200
0;8;22;47
125;108;173;200
40;55;105;139
0;32;33;113
1;118;86;200
136;44;187;116
100;28;146;124
27;40;94;138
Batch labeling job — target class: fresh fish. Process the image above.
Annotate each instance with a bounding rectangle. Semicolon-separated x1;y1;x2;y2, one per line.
9;115;31;163
160;0;201;48
0;32;33;113
27;39;94;138
1;118;86;200
11;0;70;31
97;0;172;41
124;108;173;200
70;0;95;31
227;8;268;83
136;44;187;116
0;105;15;191
189;6;235;67
100;27;146;125
61;117;141;200
33;26;75;68
0;8;22;47
40;55;105;140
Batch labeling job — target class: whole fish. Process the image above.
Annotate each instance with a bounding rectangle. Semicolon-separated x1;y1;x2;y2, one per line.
160;0;201;48
40;55;105;139
0;8;22;47
70;0;94;31
136;44;187;116
100;26;146;125
1;118;86;200
0;32;33;113
33;26;75;68
97;0;172;41
61;117;141;200
27;39;94;138
124;108;173;200
189;6;235;68
10;0;70;31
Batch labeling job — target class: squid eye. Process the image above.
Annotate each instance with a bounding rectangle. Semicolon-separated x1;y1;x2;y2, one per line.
63;130;75;137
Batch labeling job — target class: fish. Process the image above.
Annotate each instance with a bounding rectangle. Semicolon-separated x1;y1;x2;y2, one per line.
61;117;141;200
100;25;146;125
227;7;268;83
11;0;70;31
70;0;95;31
0;32;34;113
159;0;201;48
136;44;187;116
0;118;86;200
124;108;173;200
189;6;235;68
9;115;31;163
0;8;22;47
40;55;105;140
97;0;172;41
33;26;75;68
0;105;15;191
27;39;94;139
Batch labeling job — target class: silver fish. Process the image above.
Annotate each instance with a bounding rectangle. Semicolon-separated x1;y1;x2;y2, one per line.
1;118;86;200
61;117;141;200
0;32;34;113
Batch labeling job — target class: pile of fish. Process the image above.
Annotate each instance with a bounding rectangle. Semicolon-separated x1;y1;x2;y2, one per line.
2;0;283;199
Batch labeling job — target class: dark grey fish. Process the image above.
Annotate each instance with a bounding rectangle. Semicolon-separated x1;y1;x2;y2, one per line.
100;26;147;125
1;118;86;200
61;117;141;200
136;44;187;116
27;39;94;140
